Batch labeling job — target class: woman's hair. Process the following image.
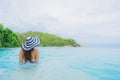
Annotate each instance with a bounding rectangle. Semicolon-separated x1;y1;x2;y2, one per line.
23;48;34;63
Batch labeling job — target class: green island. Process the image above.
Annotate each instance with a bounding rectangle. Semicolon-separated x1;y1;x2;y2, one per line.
0;24;80;48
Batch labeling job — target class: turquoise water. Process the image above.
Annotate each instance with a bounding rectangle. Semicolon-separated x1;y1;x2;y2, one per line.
0;47;120;80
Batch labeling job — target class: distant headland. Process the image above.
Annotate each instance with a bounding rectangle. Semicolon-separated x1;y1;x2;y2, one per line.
0;24;80;48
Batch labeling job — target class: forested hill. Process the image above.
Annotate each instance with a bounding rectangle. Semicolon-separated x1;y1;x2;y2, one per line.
0;24;80;47
18;32;80;47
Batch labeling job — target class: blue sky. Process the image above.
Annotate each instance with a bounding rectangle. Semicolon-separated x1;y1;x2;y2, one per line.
0;0;120;46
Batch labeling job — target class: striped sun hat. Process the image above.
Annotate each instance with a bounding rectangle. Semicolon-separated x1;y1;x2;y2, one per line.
21;36;41;51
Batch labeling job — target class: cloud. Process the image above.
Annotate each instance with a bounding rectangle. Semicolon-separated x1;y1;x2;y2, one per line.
0;0;120;45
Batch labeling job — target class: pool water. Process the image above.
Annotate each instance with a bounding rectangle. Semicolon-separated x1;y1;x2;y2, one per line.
0;47;120;80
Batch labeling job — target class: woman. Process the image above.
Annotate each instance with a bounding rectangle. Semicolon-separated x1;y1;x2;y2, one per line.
19;36;41;64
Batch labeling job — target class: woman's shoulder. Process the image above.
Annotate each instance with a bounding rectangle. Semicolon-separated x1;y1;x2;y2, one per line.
20;49;24;54
33;48;39;53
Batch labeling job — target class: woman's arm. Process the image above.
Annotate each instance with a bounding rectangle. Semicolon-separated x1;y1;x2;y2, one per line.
19;50;24;63
35;49;39;63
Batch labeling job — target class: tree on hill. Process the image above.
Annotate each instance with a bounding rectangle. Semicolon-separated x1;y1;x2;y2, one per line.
0;24;21;48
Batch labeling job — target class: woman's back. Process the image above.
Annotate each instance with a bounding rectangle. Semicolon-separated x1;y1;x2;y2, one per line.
19;48;39;63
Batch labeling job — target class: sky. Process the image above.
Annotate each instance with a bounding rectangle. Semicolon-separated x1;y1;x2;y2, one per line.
0;0;120;46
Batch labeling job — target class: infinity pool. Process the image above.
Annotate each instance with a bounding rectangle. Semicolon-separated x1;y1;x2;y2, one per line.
0;47;120;80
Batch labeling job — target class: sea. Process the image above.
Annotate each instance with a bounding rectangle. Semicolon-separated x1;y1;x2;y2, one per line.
0;46;120;80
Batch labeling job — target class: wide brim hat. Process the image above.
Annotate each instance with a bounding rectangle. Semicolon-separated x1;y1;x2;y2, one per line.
21;36;41;51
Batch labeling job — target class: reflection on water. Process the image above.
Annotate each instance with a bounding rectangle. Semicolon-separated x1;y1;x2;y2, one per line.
0;47;120;80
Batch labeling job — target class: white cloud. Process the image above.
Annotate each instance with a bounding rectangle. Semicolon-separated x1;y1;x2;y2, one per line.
0;0;120;45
